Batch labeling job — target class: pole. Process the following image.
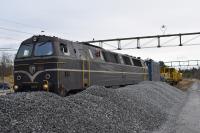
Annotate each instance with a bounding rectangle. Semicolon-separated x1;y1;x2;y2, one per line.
137;38;140;49
179;34;182;46
157;36;161;48
117;40;121;50
2;61;5;89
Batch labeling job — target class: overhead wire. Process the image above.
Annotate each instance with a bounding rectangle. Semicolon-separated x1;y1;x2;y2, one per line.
102;42;118;48
122;39;136;48
141;38;157;47
0;17;71;37
0;18;43;30
0;36;22;41
182;34;200;44
0;49;17;51
0;47;18;50
0;26;34;35
161;36;178;46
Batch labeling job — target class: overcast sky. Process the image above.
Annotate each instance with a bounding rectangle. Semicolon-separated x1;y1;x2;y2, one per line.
0;0;200;67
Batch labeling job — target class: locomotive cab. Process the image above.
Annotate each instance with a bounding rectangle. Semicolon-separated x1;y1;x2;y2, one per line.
14;36;63;94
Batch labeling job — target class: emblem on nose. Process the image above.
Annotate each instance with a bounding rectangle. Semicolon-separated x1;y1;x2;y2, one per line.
29;65;36;74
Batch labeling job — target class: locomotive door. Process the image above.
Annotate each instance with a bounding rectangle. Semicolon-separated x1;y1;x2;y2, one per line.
80;48;91;88
82;59;90;88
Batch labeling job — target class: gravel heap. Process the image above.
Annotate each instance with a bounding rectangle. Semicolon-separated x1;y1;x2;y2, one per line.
0;81;186;133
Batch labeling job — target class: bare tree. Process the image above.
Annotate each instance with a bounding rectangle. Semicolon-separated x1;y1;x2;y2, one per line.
0;52;14;83
181;67;200;79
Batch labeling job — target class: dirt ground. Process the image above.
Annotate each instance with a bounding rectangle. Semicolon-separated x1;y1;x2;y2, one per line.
175;79;196;91
0;75;14;85
0;75;14;95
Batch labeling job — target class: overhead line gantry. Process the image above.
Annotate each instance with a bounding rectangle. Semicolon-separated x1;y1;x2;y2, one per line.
84;32;200;50
164;60;200;68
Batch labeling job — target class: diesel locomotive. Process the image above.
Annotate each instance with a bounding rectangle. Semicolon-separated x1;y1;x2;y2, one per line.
13;35;148;96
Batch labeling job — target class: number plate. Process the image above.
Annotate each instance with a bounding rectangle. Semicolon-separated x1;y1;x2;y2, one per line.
31;85;38;89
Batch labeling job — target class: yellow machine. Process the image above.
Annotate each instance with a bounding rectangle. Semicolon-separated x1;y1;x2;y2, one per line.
160;67;182;85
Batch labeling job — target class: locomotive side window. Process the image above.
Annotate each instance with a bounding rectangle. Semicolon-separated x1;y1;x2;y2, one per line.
122;56;132;65
109;53;120;63
17;44;33;58
102;51;109;62
34;42;53;56
132;58;142;67
95;50;101;57
60;43;70;56
91;49;104;61
102;51;120;64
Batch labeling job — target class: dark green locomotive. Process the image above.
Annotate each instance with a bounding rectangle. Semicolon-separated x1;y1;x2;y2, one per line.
13;35;148;96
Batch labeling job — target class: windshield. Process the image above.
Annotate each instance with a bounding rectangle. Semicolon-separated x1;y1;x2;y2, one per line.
34;42;53;56
16;42;53;58
16;44;33;58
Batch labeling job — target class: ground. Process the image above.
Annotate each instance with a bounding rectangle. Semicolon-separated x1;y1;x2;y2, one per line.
176;81;200;133
176;79;195;91
0;75;14;85
1;79;200;132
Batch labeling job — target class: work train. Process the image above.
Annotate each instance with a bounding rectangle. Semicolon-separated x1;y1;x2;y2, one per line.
13;35;160;96
160;66;182;85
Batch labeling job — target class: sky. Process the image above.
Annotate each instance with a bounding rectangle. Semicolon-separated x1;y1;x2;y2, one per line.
0;0;200;67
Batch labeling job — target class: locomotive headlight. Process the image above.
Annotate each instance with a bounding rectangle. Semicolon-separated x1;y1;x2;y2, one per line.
43;84;48;91
33;36;38;42
43;80;49;91
17;75;21;80
14;85;19;90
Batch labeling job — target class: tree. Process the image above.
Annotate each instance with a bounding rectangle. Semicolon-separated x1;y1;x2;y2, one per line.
181;67;200;79
0;52;14;82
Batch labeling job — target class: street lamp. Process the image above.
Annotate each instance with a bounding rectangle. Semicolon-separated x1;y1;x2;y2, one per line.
160;25;167;35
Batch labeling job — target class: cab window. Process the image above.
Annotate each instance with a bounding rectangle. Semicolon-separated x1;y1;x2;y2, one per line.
34;42;53;56
16;44;33;58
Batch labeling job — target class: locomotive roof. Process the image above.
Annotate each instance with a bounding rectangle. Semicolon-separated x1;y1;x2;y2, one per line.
22;35;103;49
21;35;142;60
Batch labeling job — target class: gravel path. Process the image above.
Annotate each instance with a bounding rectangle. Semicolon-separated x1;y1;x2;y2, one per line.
175;82;200;133
0;81;186;133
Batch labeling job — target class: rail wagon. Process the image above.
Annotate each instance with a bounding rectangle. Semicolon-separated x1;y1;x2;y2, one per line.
160;67;182;85
13;35;148;96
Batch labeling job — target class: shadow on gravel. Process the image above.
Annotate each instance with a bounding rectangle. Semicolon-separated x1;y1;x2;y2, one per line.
0;81;186;133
